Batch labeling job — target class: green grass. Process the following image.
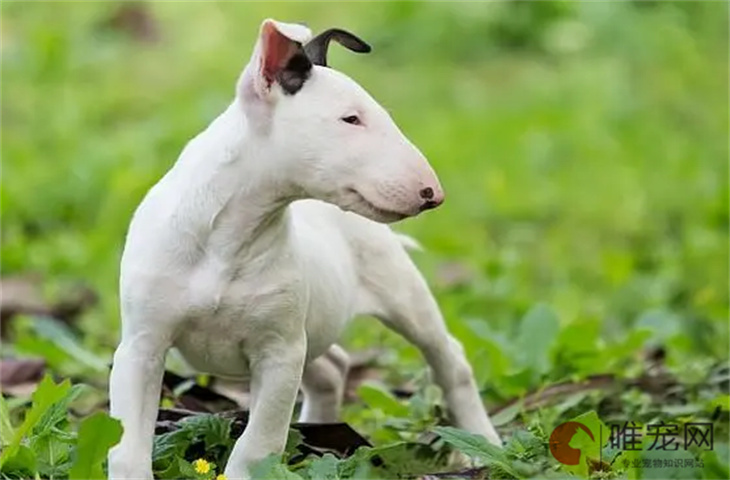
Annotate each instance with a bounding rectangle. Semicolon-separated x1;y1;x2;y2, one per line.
2;2;728;479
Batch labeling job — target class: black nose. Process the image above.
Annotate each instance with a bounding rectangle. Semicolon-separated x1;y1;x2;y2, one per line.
420;187;434;199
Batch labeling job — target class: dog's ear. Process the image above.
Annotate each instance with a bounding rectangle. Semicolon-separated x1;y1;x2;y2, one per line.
304;28;371;67
240;19;313;100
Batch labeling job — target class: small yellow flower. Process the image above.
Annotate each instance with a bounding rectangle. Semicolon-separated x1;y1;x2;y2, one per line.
216;475;227;480
193;458;211;475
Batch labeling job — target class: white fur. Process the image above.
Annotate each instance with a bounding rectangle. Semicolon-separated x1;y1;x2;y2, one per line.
108;19;499;480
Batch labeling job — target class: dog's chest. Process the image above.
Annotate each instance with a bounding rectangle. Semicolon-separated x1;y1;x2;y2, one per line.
171;249;355;379
173;314;251;379
172;263;302;378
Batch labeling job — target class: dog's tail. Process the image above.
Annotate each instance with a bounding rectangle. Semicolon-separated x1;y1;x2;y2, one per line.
395;233;423;252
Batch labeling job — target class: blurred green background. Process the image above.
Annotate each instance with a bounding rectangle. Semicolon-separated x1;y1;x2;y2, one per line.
2;0;728;446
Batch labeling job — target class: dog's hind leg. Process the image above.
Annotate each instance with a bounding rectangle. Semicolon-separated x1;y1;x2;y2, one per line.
356;240;501;445
298;344;349;423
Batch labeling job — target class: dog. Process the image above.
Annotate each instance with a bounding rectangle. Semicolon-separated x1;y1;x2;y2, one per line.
108;19;500;480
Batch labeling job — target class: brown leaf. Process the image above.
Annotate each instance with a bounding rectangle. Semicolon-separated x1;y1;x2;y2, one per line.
491;374;616;417
294;422;372;458
0;276;98;336
0;357;46;395
162;370;239;413
1;276;48;321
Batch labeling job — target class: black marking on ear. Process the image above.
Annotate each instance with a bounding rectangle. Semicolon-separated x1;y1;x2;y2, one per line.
276;50;313;95
304;28;372;67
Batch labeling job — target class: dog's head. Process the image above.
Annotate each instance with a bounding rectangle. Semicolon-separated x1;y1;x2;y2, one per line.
237;19;443;223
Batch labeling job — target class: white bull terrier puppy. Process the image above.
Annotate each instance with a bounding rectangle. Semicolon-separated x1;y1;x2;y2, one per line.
108;19;500;480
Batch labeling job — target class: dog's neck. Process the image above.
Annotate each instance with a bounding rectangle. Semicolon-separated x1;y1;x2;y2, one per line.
181;100;300;264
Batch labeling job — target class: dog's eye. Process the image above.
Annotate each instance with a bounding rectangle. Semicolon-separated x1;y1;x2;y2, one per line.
341;115;362;126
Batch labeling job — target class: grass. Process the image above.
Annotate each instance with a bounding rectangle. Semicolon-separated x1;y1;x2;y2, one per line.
1;2;728;479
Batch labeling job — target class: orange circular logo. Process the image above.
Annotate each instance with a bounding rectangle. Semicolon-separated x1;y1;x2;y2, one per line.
549;421;595;465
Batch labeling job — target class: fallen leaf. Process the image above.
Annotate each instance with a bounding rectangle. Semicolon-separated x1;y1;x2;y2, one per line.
0;358;46;396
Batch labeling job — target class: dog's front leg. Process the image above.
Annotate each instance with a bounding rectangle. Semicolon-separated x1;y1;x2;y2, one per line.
224;334;306;480
108;336;168;479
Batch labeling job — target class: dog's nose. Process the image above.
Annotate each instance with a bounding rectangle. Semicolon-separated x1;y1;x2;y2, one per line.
418;187;444;211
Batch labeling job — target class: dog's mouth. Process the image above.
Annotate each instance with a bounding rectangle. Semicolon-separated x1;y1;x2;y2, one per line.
345;188;410;223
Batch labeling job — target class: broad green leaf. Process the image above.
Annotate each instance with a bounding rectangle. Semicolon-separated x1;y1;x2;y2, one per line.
516;304;560;376
31;317;108;371
305;453;339;480
0;375;71;468
500;367;536;396
250;454;304;480
701;443;729;480
33;383;86;436
554;319;602;374
335;446;373;479
491;400;523;427
0;445;37;478
465;319;512;384
707;394;730;412
11;334;70;371
157;456;207;480
153;428;193;466
177;413;232;450
32;433;75;479
624;447;643;480
68;411;123;480
156;456;195;480
367;441;450;478
152;413;233;475
357;382;409;417
284;428;304;458
0;395;14;445
505;429;546;459
432;426;521;479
